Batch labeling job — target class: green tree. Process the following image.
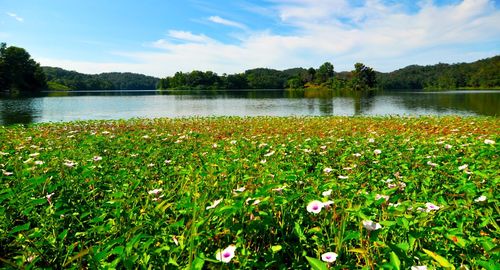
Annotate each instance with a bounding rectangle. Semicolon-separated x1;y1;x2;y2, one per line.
315;62;334;84
0;43;47;92
351;63;376;91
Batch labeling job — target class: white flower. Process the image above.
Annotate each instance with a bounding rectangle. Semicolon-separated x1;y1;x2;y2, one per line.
427;161;438;167
164;159;172;164
425;202;440;212
272;186;285;192
2;170;13;176
29;152;40;157
368;138;375;143
338;175;348;179
353;153;362;157
474;195;487;202
458;164;468;171
148;189;163;195
321;252;338;263
34;160;44;165
93;156;102;161
216;245;236;263
306;200;324;214
264;151;275;157
484;139;495;145
322;189;332;197
323;200;334;208
230;140;237;145
233;187;246;193
63;160;76;167
375;194;390;202
46;192;55;204
362;220;382;231
206;199;223;210
252;199;261;205
411;266;427;270
388;202;400;207
323;167;333;173
445;144;452;149
374;149;382;155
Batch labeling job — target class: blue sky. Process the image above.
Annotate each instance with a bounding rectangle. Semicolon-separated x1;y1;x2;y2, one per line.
1;0;499;77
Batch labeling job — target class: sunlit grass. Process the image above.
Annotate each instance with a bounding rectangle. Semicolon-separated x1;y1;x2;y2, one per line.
0;116;498;269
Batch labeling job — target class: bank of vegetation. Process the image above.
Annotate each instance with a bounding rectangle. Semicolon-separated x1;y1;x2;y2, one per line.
0;116;498;269
1;42;499;93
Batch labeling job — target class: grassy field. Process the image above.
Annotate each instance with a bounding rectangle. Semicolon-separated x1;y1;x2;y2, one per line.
0;116;498;269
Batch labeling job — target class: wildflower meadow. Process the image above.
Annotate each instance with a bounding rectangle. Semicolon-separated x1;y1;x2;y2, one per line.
0;116;498;269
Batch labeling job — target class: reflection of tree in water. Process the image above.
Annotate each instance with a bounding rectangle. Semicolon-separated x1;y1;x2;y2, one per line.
346;91;376;115
396;91;500;116
0;93;38;125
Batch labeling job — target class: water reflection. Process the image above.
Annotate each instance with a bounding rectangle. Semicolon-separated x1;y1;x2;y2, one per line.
0;93;40;125
0;89;498;125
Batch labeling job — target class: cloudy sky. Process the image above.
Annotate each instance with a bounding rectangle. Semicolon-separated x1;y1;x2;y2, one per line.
1;0;499;77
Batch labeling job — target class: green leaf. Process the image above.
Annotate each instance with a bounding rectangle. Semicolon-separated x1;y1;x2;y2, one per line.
389;251;401;270
476;260;500;270
445;234;468;248
63;247;91;267
10;222;30;234
190;255;205;270
422;248;455;270
294;222;306;242
305;256;328;270
271;245;282;253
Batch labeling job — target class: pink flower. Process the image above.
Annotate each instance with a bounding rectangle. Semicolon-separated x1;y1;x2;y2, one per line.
306;200;324;214
321;252;338;263
216;245;236;263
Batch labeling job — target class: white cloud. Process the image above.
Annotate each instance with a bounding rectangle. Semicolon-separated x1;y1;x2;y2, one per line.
6;12;24;22
38;0;500;76
167;30;214;43
208;16;247;29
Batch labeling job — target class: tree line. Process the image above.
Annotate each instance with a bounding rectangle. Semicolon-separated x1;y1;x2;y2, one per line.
157;63;377;91
43;67;159;90
376;55;500;90
1;43;499;92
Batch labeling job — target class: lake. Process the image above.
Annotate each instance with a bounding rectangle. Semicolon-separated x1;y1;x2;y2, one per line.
0;89;498;125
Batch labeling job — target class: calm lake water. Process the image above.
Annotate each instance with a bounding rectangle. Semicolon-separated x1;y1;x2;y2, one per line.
0;89;498;125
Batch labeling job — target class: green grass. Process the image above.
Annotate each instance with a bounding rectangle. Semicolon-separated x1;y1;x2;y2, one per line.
0;117;499;269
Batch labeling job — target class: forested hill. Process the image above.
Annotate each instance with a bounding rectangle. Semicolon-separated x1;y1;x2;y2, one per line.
43;67;159;90
377;55;500;90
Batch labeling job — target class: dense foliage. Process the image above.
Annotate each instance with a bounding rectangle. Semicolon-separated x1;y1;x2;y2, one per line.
43;67;159;90
1;117;498;269
377;56;500;90
157;68;306;90
158;56;499;91
157;63;378;91
0;43;47;92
